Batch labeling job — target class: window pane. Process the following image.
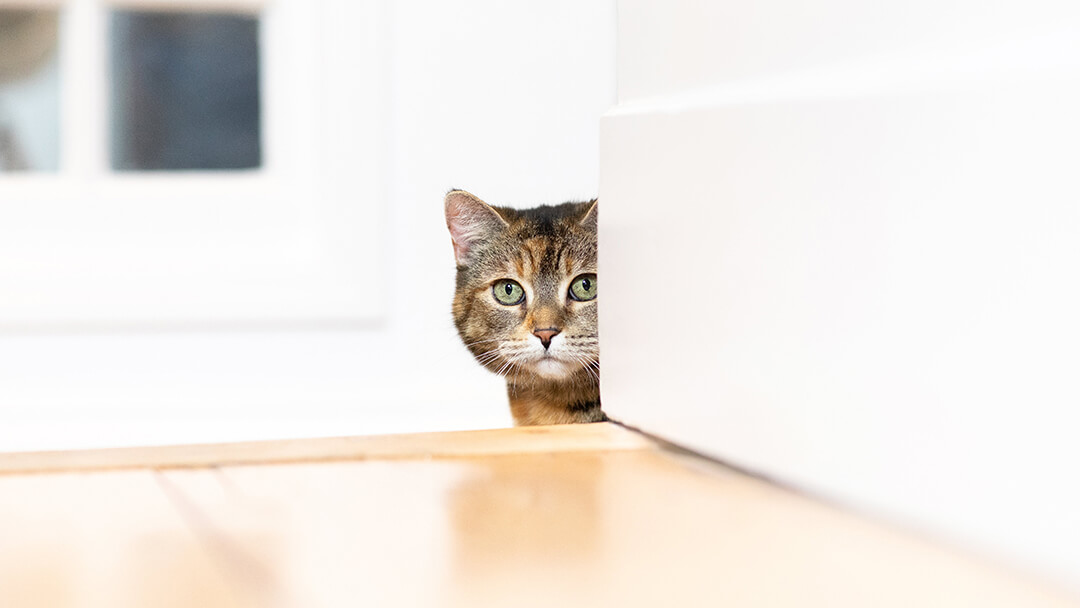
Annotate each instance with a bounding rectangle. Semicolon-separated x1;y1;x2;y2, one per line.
0;9;60;172
110;11;261;171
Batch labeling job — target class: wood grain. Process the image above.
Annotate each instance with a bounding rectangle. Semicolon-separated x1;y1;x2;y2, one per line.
0;423;1075;607
0;422;651;475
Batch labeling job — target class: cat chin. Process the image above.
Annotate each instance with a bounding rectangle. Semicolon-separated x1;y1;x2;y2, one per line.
530;358;575;380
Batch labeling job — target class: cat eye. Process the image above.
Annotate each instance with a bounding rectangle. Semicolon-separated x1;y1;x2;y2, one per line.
492;279;526;306
569;273;597;301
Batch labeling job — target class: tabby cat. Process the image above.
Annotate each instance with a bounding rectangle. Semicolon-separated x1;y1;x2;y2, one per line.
445;189;604;425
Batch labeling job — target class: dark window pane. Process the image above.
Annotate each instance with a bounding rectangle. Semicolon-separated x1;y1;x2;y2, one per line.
0;9;59;172
111;11;261;171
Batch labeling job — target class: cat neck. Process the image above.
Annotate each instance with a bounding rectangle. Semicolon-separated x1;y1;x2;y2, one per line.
505;372;604;426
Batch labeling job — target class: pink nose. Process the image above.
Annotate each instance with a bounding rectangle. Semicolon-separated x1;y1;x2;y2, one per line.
532;328;561;349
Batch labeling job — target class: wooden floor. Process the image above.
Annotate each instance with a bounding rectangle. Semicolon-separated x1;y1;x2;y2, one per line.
0;423;1075;607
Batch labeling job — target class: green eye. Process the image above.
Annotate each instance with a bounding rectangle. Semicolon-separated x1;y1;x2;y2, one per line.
569;273;597;301
492;279;525;305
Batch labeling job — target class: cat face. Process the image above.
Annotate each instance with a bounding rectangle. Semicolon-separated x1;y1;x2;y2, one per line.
445;190;598;384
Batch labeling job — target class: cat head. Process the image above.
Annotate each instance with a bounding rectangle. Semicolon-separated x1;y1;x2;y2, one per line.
445;189;598;384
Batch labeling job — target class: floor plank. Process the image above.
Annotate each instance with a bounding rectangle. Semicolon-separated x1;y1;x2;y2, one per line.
0;422;650;475
0;423;1075;607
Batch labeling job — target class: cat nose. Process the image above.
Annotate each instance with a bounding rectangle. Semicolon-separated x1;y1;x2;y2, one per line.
532;328;561;349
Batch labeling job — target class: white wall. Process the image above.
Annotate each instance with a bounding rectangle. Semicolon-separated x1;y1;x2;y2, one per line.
601;0;1080;590
0;0;615;451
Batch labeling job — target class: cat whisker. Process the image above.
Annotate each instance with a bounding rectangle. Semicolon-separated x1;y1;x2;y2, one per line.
473;348;501;361
473;349;506;370
568;352;601;383
503;363;519;379
495;358;516;378
476;355;501;367
462;338;506;348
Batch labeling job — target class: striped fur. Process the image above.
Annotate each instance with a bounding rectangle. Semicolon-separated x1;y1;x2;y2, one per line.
445;190;603;425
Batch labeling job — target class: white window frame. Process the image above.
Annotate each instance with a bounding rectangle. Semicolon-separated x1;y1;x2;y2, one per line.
0;0;385;327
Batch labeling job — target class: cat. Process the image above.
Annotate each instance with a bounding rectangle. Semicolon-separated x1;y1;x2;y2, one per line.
444;189;605;426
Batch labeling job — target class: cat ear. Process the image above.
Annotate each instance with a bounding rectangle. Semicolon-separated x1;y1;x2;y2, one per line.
445;189;509;266
579;199;598;232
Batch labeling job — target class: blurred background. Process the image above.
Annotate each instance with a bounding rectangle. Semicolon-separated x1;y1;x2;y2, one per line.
3;0;1080;595
0;0;615;450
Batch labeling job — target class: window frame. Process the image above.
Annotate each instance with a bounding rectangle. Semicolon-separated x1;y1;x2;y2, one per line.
0;0;385;327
